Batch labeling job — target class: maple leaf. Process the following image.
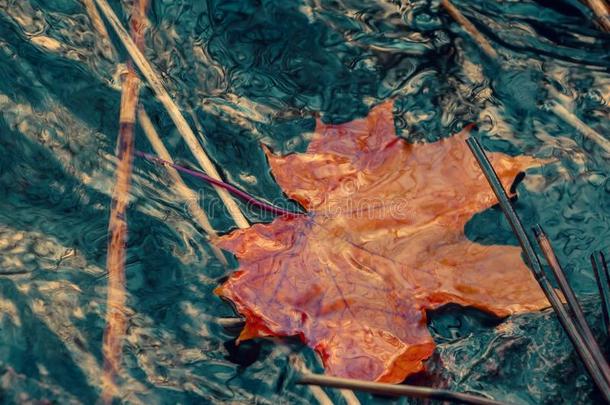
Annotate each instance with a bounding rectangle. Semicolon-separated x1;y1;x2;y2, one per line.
216;100;549;383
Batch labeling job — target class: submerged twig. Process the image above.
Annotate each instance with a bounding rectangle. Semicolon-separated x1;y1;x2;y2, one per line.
533;225;610;382
547;101;610;155
82;0;117;59
0;270;31;276
309;384;336;405
137;108;228;266
135;151;304;218
295;372;507;405
93;0;249;229
291;357;360;405
582;0;610;32
217;317;246;330
101;0;148;403
591;252;610;337
466;137;610;403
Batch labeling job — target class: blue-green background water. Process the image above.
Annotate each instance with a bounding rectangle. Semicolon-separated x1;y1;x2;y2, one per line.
0;0;609;403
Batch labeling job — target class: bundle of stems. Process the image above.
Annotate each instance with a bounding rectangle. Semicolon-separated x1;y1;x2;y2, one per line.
84;1;228;262
441;9;610;397
467;137;610;402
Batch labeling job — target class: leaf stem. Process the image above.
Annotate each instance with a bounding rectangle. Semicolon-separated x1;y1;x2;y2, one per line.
135;151;305;219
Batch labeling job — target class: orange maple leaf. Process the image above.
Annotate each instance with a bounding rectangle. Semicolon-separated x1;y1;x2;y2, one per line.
216;100;549;383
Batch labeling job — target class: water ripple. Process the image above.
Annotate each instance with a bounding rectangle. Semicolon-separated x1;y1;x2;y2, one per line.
0;0;608;403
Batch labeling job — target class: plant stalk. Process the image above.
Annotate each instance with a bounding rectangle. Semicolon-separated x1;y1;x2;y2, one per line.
466;137;610;403
101;1;148;402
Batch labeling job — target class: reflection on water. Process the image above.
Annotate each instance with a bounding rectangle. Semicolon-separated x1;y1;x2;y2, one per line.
0;0;608;403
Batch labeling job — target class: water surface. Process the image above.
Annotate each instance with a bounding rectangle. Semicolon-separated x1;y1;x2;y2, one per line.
0;0;609;403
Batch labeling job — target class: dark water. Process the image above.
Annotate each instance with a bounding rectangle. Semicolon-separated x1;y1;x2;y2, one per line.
0;0;609;403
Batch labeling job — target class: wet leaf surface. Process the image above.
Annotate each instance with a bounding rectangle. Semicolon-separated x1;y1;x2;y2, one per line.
218;100;549;382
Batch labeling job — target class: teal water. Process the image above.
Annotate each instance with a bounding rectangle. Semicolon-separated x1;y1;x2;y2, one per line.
0;0;609;403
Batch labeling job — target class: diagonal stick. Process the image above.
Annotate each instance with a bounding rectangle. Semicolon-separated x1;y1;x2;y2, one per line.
440;0;497;59
296;373;508;405
82;0;117;59
547;101;610;155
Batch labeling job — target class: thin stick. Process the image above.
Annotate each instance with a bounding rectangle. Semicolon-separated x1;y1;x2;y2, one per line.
291;357;358;405
291;357;334;405
93;0;249;229
533;225;610;382
466;137;610;403
592;252;610;337
583;0;610;32
217;317;246;329
135;151;304;218
137;108;228;265
101;1;148;403
0;270;32;276
296;373;508;405
440;0;498;59
82;0;117;59
440;0;610;157
337;388;361;405
548;101;610;155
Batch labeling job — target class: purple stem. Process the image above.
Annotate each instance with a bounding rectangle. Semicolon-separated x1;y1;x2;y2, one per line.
134;150;305;218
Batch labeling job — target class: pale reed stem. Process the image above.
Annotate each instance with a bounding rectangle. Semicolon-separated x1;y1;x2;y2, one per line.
82;0;117;59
